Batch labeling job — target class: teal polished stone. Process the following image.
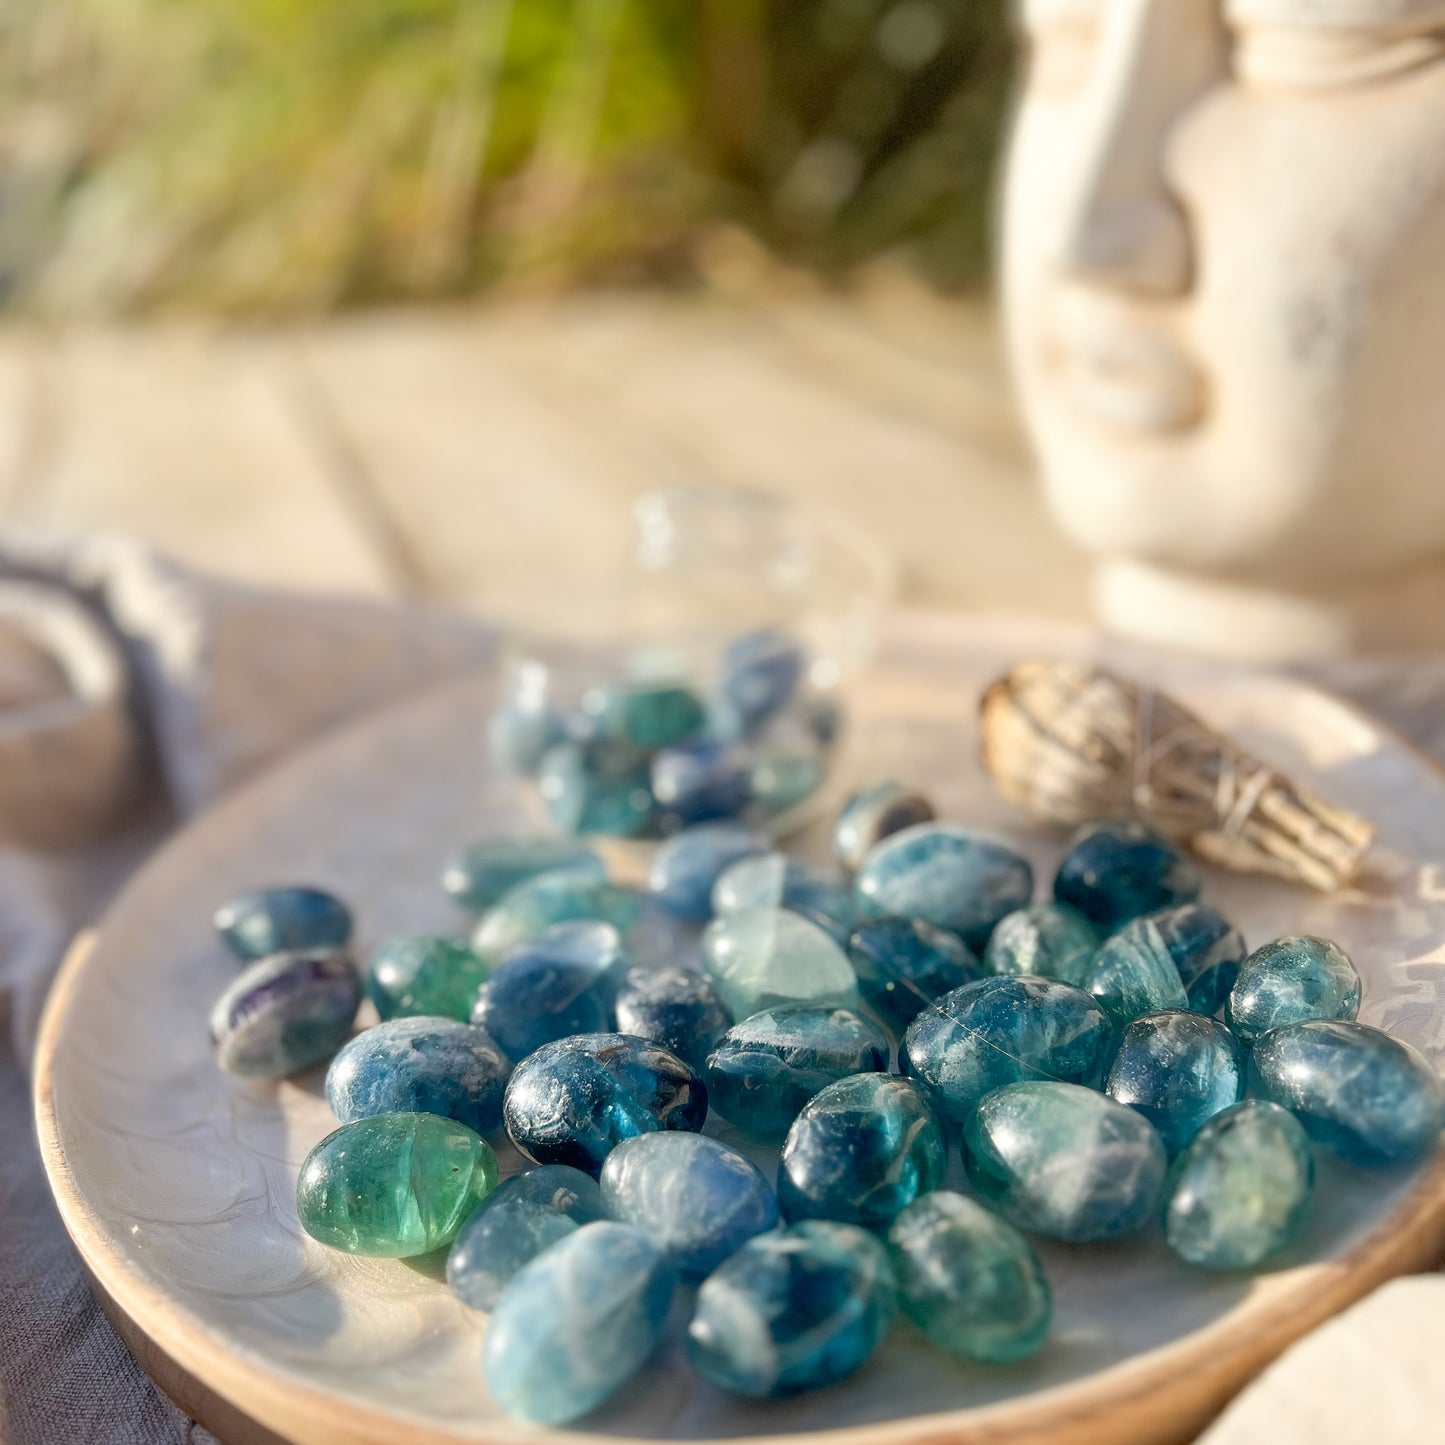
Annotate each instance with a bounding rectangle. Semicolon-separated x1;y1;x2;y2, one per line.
965;1082;1167;1242
447;1165;604;1310
1106;1011;1245;1157
983;904;1099;988
1149;903;1246;1016
886;1191;1050;1363
1250;1020;1443;1168
748;744;825;813
600;1132;778;1280
900;976;1114;1129
366;935;491;1022
211;949;361;1077
778;1073;946;1230
614;965;732;1075
441;838;604;913
582;680;706;750
701;907;858;1020
1227;935;1361;1046
1164;1101;1314;1269
705;1004;890;1139
483;1222;674;1424
648;823;765;922
471;874;642;966
1083;916;1190;1027
845;916;982;1032
1053;821;1200;932
537;739;655;837
854;823;1034;951
833;781;935;874
214;885;352;962
687;1221;896;1398
296;1112;499;1256
712;854;857;938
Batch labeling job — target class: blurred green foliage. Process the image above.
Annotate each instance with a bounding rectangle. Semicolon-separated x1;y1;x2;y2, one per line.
2;0;1013;314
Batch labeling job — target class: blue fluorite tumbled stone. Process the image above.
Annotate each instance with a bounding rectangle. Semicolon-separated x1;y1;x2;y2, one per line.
702;907;858;1020
687;1221;896;1398
441;837;604;913
1149;903;1246;1016
1249;1020;1443;1168
614;965;732;1075
1053;821;1200;932
447;1165;605;1310
214;885;352;962
900;976;1114;1128
748;736;826;813
1082;915;1190;1027
210;949;361;1077
503;1032;707;1174
367;935;491;1022
846;916;982;1031
778;1073;946;1229
471;932;618;1061
833;781;936;874
483;1222;674;1424
326;1016;512;1135
965;1081;1168;1242
854;824;1034;951
706;1004;890;1139
1164;1101;1314;1269
600;1132;779;1280
712;854;857;937
537;739;655;838
718;628;804;736
1226;935;1361;1046
1106;1011;1245;1157
471;874;642;966
983;904;1099;987
648;823;765;922
651;741;752;825
886;1191;1050;1363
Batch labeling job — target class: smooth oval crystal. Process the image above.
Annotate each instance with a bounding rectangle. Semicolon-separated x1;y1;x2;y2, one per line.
887;1191;1050;1363
503;1032;707;1175
325;1016;511;1135
367;935;491;1022
846;916;982;1031
584;680;706;750
833;781;936;873
296;1112;498;1256
712;854;857;935
687;1221;896;1398
471;874;642;967
1249;1020;1443;1167
537;739;655;838
600;1133;779;1280
701;907;858;1020
854;823;1034;951
900;975;1114;1128
1149;902;1246;1016
648;823;766;922
614;965;732;1075
1053;820;1200;931
1106;1010;1245;1157
1164;1101;1314;1269
483;1222;674;1424
983;903;1099;988
706;1004;889;1138
471;944;615;1062
748;739;825;813
214;885;352;962
1227;935;1361;1046
1083;915;1190;1027
651;741;752;825
441;838;604;913
447;1165;605;1310
965;1082;1168;1242
718;628;804;736
778;1073;946;1230
210;948;361;1077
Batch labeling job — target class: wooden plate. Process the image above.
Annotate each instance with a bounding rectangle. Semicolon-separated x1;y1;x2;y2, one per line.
35;615;1445;1445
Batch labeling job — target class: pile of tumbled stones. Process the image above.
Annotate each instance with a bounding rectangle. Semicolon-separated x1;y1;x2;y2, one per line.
209;788;1445;1426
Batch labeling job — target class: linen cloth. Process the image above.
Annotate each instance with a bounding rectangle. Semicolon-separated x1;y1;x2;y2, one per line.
0;535;1440;1445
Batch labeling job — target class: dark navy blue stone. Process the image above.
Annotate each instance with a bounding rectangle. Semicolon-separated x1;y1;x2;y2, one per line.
447;1165;605;1310
214;886;352;962
537;739;655;838
1053;820;1200;932
1106;1010;1245;1157
846;916;982;1032
502;1032;707;1175
326;1016;512;1135
687;1221;896;1398
471;941;617;1062
719;628;805;736
650;741;752;825
614;965;732;1075
647;824;766;922
1148;903;1246;1016
705;1004;889;1139
441;837;604;913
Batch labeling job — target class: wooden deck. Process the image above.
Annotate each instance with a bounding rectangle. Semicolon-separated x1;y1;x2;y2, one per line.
0;286;1091;621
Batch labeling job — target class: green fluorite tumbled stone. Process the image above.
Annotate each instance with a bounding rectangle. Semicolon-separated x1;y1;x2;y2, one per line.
1082;915;1189;1027
1226;935;1361;1046
887;1191;1050;1363
471;873;642;966
983;904;1099;987
366;935;491;1022
296;1112;499;1256
583;681;706;749
702;907;858;1020
537;739;655;837
1164;1101;1314;1269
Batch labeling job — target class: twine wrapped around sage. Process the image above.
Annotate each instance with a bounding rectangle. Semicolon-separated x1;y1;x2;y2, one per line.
980;660;1375;892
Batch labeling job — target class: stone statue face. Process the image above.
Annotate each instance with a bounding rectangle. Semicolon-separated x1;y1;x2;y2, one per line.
1003;0;1445;597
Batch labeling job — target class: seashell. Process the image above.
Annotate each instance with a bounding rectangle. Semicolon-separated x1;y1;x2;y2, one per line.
980;661;1374;892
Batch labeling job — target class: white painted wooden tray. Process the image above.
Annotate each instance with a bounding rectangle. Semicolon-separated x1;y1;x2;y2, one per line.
35;616;1445;1445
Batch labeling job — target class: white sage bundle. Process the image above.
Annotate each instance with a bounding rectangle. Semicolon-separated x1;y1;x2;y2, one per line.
980;661;1374;892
